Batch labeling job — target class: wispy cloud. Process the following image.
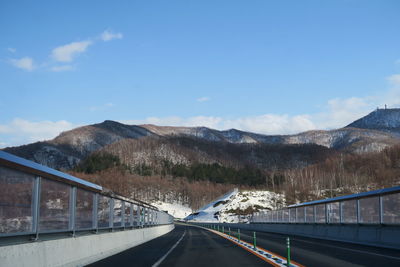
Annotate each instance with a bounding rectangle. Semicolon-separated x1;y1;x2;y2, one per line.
122;73;400;135
100;30;123;41
0;118;76;147
50;65;74;72
122;114;315;135
387;74;400;86
197;97;210;103
9;57;35;71
2;73;399;147
7;29;123;72
51;40;92;62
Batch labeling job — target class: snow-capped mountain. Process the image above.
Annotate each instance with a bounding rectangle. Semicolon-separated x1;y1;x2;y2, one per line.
3;121;154;169
151;201;192;219
346;108;400;134
3;109;400;170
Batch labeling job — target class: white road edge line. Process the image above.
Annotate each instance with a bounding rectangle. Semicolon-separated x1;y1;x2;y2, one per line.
152;230;186;267
242;231;400;261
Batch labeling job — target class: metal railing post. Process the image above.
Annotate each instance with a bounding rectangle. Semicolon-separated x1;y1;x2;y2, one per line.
130;203;134;228
286;237;291;267
379;195;383;224
325;203;328;224
253;232;256;250
110;198;114;230
121;202;125;229
70;186;77;236
313;206;316;223
93;193;98;233
32;176;41;240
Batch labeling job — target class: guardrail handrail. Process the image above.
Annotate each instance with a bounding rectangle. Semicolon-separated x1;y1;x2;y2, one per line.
250;185;400;225
0;151;174;239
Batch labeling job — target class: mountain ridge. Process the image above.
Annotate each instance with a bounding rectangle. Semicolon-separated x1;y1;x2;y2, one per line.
3;109;400;170
346;108;400;134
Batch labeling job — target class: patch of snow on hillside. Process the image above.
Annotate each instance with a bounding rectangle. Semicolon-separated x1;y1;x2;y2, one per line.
184;189;239;222
220;191;285;223
152;201;192;219
185;189;285;223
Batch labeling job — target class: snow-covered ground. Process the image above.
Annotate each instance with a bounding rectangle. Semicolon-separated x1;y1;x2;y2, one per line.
185;189;285;223
151;201;192;219
184;189;238;222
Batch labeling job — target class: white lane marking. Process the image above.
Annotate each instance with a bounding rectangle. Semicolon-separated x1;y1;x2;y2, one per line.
152;230;186;267
209;229;302;267
240;230;400;261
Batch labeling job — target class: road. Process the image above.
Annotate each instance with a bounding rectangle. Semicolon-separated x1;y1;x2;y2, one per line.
87;224;269;267
235;227;400;267
88;224;400;267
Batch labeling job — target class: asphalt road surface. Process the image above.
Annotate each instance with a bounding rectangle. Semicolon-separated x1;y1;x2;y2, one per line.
236;228;400;267
87;224;269;267
88;224;400;267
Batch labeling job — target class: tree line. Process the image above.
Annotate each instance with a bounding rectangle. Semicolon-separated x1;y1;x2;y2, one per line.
71;140;400;209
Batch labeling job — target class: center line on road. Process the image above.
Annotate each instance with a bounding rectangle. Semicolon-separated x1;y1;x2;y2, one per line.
152;230;186;267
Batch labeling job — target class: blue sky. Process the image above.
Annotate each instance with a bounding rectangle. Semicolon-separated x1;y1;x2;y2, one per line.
1;0;400;147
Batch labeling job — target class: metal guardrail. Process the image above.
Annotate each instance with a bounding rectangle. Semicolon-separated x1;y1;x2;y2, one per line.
0;151;174;239
251;185;400;225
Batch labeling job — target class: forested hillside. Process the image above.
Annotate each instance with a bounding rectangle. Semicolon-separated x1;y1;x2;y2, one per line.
4;109;400;209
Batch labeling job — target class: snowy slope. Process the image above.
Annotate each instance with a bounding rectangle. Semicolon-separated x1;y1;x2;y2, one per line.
184;189;238;222
185;189;285;223
151;201;192;219
347;108;400;133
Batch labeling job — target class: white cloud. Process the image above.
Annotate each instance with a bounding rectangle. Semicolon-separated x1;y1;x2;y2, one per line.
10;57;35;71
382;74;400;108
222;114;315;134
314;97;375;130
50;65;74;72
121;114;315;135
51;41;92;62
197;97;210;102
0;119;76;147
121;73;400;135
387;74;400;86
7;30;122;72
101;30;123;41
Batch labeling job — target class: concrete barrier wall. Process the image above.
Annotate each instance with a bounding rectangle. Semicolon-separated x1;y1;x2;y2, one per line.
197;223;400;250
0;224;174;267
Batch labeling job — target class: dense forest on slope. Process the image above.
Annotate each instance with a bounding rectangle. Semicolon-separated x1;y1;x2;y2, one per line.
69;167;239;210
74;134;335;188
71;144;400;208
283;144;400;203
75;153;268;186
5;110;400;209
